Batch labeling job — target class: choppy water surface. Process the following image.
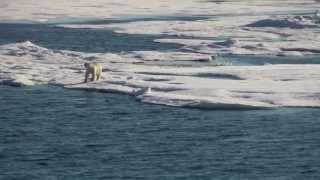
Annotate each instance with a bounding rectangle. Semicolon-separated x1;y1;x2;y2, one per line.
0;86;320;179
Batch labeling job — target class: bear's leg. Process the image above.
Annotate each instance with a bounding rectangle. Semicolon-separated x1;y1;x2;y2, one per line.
91;72;95;81
94;68;98;81
96;66;102;80
97;70;101;80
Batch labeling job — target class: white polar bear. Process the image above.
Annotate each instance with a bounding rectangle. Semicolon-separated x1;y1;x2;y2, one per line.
84;63;102;83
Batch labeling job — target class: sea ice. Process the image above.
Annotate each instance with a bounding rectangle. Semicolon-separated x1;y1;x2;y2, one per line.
1;0;318;22
1;1;320;109
1;42;320;109
59;12;320;56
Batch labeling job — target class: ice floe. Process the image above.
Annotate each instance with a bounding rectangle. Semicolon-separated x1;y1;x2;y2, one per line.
59;11;320;56
245;15;319;29
1;41;320;109
1;0;318;22
1;1;320;109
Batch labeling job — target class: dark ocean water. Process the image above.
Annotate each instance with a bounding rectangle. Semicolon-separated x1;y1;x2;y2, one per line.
0;23;182;53
0;86;320;180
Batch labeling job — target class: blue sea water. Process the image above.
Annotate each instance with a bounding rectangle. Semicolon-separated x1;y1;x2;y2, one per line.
0;23;182;53
0;85;320;179
0;18;320;179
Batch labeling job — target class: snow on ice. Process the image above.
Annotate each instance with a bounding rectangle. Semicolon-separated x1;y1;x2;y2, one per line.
1;0;320;109
1;41;320;109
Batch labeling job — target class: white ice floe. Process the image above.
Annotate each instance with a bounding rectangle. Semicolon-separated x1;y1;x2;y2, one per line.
0;0;318;22
1;1;320;109
1;74;35;86
1;42;320;109
59;11;320;56
245;15;318;29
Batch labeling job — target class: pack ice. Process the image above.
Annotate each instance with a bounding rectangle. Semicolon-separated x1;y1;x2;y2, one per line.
1;0;320;109
63;12;320;57
1;41;320;109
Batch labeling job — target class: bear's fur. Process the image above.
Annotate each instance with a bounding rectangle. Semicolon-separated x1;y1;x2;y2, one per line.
84;63;102;83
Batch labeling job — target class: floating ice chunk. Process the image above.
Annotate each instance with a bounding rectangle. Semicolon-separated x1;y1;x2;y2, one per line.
276;51;304;57
137;91;277;109
0;41;52;59
131;87;152;96
2;75;35;86
246;16;317;29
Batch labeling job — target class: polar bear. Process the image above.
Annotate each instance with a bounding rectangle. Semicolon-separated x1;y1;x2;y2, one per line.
84;63;102;83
